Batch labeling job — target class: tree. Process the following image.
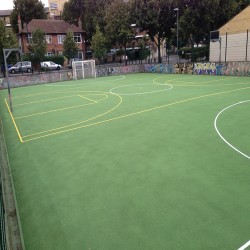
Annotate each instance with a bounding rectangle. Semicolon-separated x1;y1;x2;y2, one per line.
63;31;79;63
10;0;46;34
28;28;46;67
91;24;107;66
130;0;175;63
0;20;18;67
105;0;133;65
62;0;84;25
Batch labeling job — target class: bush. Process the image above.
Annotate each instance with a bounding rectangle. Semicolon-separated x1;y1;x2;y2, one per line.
179;46;209;62
21;54;65;67
43;55;65;66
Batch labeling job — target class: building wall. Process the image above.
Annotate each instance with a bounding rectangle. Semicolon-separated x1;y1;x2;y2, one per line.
210;31;250;62
48;0;68;18
20;33;85;56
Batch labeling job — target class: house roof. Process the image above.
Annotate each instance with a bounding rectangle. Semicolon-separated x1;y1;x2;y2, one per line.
0;10;13;16
219;5;250;35
20;19;85;34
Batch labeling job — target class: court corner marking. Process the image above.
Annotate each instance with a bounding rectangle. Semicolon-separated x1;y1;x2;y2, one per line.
5;99;23;143
238;240;250;250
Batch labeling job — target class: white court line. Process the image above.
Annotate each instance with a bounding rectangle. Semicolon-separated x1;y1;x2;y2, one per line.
214;100;250;159
238;240;250;250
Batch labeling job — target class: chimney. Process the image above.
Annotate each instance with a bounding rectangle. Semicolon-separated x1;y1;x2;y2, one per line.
78;17;82;30
18;15;22;33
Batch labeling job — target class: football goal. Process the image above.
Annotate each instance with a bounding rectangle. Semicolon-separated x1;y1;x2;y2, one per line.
72;60;96;80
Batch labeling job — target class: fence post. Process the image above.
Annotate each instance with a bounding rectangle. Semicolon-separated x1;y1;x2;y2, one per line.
225;33;227;62
246;29;248;62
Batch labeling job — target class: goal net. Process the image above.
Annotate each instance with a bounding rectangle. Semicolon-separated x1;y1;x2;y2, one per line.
72;60;96;80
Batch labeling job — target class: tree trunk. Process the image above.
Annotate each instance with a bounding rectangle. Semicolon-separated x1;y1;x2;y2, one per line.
157;36;161;63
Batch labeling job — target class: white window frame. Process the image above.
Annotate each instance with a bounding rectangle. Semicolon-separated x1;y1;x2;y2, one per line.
46;52;54;56
74;33;82;43
27;34;32;43
57;35;65;44
46;35;52;44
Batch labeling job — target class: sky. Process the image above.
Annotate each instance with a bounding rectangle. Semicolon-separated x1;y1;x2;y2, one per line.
0;0;48;10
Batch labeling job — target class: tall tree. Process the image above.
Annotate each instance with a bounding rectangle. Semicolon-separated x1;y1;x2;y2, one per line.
28;28;47;66
63;31;79;63
62;0;84;25
0;20;18;66
10;0;46;34
92;24;107;66
130;0;175;63
105;0;133;64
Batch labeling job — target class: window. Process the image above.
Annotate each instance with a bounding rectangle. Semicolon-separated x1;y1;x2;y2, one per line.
50;2;58;9
46;35;52;44
74;33;82;43
57;35;65;44
27;34;32;43
77;51;83;59
46;52;54;56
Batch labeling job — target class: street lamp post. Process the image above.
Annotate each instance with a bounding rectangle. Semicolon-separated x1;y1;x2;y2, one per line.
174;8;179;64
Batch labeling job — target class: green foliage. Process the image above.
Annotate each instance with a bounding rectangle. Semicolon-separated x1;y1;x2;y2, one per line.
104;0;133;48
10;0;46;34
43;55;65;66
179;46;209;62
116;49;124;57
91;24;107;62
63;31;79;61
0;20;18;65
130;0;175;62
62;0;84;25
27;28;47;65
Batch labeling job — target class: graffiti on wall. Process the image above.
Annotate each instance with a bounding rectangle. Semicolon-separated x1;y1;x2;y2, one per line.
143;64;175;73
96;65;142;77
1;61;250;89
226;62;250;76
193;62;217;75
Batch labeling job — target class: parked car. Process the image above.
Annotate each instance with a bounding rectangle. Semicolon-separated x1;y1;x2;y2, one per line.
41;61;62;70
9;61;33;74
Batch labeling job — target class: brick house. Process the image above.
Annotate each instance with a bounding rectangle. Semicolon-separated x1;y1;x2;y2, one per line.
18;18;86;59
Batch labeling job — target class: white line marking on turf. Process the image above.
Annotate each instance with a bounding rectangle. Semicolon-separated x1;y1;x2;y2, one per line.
238;240;250;250
109;83;173;95
214;100;250;159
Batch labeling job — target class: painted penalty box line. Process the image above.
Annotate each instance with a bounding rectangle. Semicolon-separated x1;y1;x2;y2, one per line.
22;85;250;142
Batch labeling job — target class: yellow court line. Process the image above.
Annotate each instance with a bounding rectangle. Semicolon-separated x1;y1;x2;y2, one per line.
12;89;109;99
22;85;250;142
13;95;80;107
5;99;23;143
79;95;98;103
22;92;123;139
15;94;109;120
171;82;250;87
14;102;95;120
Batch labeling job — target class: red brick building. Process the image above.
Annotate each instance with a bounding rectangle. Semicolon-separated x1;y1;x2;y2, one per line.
18;18;86;59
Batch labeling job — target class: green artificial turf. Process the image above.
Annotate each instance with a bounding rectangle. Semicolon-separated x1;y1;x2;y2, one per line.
0;73;250;249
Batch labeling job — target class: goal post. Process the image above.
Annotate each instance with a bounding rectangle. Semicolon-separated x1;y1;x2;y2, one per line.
72;60;96;80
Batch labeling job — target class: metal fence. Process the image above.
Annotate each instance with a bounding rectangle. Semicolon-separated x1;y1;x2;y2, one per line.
210;29;250;62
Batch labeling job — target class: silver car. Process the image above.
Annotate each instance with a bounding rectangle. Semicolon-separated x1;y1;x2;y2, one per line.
41;61;62;70
9;61;33;74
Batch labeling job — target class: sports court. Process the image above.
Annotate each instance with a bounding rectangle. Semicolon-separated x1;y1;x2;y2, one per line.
0;73;250;249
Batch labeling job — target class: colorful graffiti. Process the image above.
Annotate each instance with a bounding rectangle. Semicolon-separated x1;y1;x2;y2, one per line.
0;61;249;89
193;62;217;75
143;64;175;73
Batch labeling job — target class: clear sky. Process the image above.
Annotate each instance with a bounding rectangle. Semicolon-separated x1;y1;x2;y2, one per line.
0;0;48;10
